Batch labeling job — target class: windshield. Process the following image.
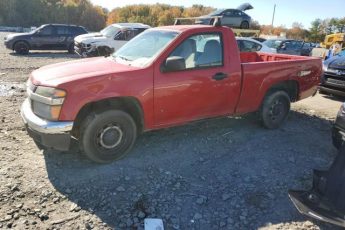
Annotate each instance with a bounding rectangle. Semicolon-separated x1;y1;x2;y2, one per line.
209;9;224;16
100;25;120;37
112;29;179;67
263;40;283;49
32;25;45;34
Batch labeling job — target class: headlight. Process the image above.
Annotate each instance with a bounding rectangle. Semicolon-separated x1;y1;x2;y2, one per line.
30;86;66;121
35;86;66;99
32;101;62;120
337;103;345;117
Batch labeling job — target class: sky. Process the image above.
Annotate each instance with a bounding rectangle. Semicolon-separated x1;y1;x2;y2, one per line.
91;0;345;28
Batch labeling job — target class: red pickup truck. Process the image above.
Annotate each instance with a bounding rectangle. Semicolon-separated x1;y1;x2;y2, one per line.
21;24;322;163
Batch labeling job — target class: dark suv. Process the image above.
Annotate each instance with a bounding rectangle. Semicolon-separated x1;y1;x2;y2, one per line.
4;24;88;54
263;39;312;56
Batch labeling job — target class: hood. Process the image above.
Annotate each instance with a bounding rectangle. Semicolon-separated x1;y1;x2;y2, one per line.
31;57;137;87
6;32;32;40
74;32;109;44
325;56;345;69
237;3;254;11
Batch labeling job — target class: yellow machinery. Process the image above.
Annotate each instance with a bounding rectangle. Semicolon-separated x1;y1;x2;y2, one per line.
320;33;344;49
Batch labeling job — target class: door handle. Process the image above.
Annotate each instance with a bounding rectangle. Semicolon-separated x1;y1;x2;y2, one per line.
212;72;228;81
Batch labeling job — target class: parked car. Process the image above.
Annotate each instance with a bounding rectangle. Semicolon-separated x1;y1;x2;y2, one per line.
195;3;253;29
21;24;322;163
289;103;345;228
236;37;274;53
263;39;312;56
74;23;150;57
4;24;88;54
319;55;345;96
251;37;266;43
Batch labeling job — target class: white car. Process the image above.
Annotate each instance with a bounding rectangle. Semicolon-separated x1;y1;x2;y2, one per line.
74;23;151;57
236;37;275;53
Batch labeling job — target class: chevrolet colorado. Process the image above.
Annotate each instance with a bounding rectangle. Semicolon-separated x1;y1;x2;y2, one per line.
21;24;322;163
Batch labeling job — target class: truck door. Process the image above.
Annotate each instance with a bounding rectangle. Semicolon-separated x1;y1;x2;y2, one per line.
31;25;59;50
223;10;242;27
56;26;71;49
153;32;242;126
112;30;133;52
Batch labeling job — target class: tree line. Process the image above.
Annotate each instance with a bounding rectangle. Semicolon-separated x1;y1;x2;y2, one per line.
261;18;345;42
0;0;107;31
0;0;344;42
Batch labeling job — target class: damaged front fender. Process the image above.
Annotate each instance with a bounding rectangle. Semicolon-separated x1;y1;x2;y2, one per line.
289;147;345;227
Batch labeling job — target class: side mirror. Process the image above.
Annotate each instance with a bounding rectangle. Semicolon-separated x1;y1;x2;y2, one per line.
161;56;186;72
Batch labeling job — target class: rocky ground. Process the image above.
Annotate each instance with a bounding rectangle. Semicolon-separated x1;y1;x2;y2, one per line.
0;31;343;230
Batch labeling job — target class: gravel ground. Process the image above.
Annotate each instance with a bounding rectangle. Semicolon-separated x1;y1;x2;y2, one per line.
0;31;344;230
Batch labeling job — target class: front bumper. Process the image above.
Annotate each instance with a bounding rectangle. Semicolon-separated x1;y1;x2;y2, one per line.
74;42;96;57
4;40;13;50
319;86;345;97
332;126;345;149
289;147;345;228
21;99;73;151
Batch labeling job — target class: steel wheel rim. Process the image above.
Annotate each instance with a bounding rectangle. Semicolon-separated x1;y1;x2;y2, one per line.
97;125;123;149
269;99;285;121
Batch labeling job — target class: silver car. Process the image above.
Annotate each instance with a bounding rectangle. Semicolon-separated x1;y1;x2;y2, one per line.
195;3;253;29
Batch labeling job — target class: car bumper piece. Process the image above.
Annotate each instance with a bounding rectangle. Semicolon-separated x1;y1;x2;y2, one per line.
20;99;73;151
289;147;345;228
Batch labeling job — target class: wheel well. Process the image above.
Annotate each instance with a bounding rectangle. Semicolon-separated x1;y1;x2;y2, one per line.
241;21;249;26
266;80;299;102
71;97;144;138
13;40;30;50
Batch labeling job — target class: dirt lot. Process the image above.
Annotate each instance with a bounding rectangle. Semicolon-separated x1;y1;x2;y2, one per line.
0;31;344;230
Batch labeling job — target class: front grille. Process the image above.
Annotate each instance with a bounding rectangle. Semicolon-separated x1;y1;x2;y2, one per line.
326;78;345;87
325;68;345;77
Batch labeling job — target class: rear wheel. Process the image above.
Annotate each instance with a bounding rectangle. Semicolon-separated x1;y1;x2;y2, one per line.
14;41;29;54
240;21;249;29
260;91;290;129
79;110;137;163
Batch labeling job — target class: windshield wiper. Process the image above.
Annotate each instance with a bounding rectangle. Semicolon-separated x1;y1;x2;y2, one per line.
117;56;132;61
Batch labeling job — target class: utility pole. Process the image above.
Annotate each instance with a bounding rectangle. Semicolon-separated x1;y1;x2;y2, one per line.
271;4;276;27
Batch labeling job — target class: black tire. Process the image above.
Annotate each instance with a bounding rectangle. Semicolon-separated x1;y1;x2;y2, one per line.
260;91;290;129
79;110;137;163
14;41;29;55
97;46;112;56
318;89;328;95
68;44;75;54
240;21;249;29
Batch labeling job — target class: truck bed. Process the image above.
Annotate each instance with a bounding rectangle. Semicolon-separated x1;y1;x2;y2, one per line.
235;52;322;114
240;52;309;63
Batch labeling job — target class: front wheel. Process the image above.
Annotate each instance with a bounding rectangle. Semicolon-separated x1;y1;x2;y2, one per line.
79;110;137;163
260;91;290;129
14;41;29;54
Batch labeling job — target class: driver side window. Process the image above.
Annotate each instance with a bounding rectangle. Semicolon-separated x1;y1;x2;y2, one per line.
40;26;53;35
168;33;223;70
